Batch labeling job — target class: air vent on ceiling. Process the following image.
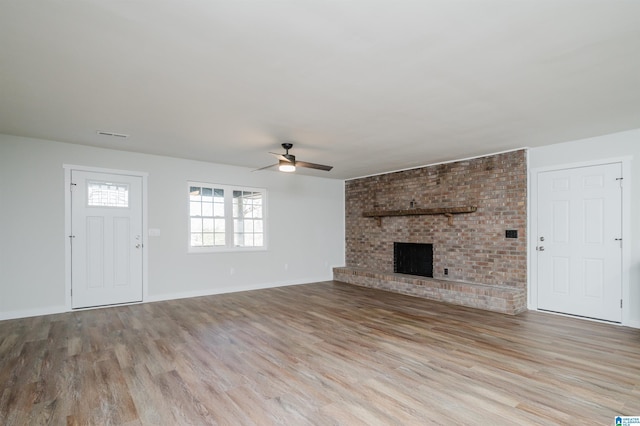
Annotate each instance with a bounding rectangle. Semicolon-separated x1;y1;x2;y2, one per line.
97;130;129;138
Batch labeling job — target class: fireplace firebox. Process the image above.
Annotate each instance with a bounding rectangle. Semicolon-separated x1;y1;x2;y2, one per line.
394;242;433;278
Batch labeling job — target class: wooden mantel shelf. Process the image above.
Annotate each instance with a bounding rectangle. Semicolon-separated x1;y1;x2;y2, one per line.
363;206;477;225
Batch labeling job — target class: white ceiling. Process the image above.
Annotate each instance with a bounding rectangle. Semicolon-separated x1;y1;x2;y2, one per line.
1;1;639;179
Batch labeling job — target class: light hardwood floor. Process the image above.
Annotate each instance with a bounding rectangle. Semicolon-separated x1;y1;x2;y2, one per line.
1;281;639;425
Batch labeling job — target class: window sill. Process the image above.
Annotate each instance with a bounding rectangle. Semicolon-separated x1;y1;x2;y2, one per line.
187;246;268;254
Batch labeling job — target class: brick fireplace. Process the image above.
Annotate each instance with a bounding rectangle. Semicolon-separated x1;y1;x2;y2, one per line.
334;150;527;314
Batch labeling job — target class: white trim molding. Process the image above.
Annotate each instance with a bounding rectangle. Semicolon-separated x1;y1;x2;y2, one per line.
528;156;634;328
63;164;149;311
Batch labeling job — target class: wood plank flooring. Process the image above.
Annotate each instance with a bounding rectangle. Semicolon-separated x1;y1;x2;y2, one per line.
1;281;639;425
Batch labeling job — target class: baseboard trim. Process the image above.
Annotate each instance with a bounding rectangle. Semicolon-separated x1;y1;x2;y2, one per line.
530;307;640;330
145;277;326;303
1;277;331;321
0;305;68;322
626;319;640;329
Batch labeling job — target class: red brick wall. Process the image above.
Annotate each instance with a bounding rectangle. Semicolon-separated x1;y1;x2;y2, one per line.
345;150;527;289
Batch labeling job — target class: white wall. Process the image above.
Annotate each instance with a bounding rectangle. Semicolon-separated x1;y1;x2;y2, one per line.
529;128;640;328
0;134;345;319
5;129;638;326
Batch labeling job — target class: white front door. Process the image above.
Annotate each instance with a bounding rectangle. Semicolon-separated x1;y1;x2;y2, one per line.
71;170;143;308
536;163;622;322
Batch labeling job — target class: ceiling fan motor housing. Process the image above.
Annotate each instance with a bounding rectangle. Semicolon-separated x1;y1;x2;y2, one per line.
281;143;295;162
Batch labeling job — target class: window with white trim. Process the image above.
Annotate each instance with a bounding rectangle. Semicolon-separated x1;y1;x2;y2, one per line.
189;182;266;252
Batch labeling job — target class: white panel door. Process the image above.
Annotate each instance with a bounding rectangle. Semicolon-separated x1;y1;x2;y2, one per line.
537;163;622;322
71;170;143;308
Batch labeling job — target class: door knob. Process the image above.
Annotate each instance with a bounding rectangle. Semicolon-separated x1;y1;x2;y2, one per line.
135;243;142;249
537;246;545;251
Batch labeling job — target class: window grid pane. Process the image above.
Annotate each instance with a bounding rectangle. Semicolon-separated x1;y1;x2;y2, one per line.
191;218;203;232
189;186;201;201
191;233;202;247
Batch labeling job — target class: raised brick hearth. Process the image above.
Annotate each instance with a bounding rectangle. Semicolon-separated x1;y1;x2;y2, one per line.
334;267;527;315
338;150;528;314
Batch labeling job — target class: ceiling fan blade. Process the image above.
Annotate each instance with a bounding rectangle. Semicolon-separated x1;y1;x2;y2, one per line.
295;161;333;171
252;163;278;172
268;152;291;162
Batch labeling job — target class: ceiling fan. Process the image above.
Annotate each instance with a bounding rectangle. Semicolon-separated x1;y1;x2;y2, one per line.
254;143;333;173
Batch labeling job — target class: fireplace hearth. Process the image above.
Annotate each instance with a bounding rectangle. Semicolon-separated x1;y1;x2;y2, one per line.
394;242;433;278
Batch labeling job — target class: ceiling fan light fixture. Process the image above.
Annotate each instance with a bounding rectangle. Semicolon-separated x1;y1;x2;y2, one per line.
278;160;296;172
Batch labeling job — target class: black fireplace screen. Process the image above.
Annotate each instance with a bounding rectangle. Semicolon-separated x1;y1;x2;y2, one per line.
394;242;433;278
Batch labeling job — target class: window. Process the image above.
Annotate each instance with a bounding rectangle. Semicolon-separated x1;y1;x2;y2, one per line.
233;190;264;247
88;181;129;207
189;186;225;247
189;182;266;252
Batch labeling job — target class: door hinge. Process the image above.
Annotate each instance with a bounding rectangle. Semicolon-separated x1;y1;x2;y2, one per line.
70;182;77;191
616;177;623;187
621;299;623;308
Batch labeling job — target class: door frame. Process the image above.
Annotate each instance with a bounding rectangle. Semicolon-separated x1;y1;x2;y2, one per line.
64;164;149;311
528;156;631;326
